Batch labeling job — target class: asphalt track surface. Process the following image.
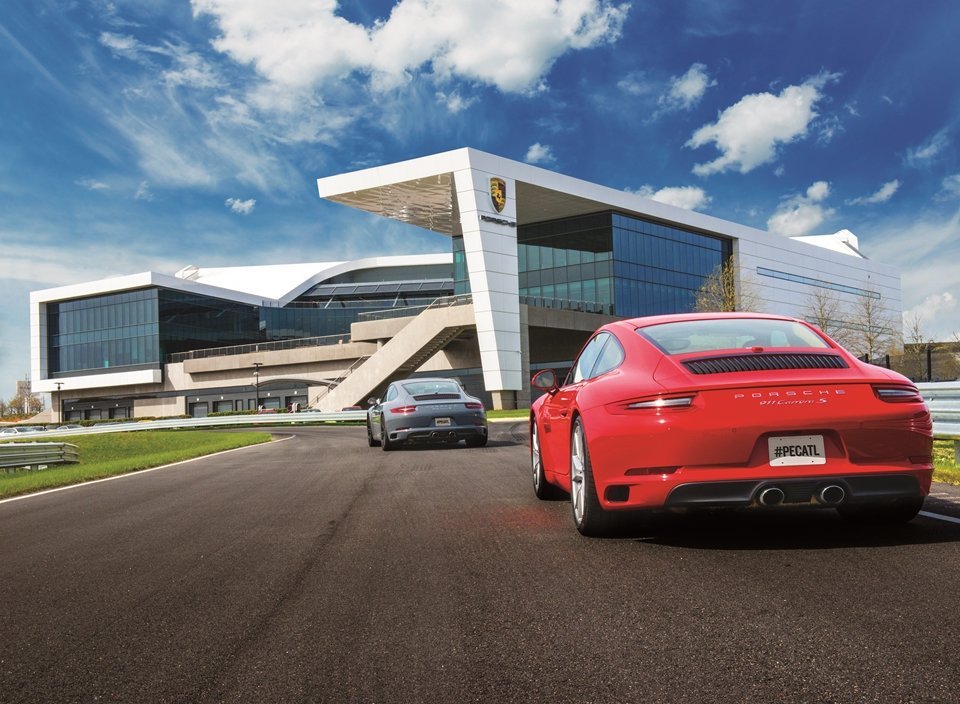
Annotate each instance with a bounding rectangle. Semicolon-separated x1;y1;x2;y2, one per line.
3;423;960;704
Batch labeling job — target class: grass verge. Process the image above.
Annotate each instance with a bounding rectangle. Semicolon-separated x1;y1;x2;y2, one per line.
486;409;529;420
934;439;960;486
0;431;271;499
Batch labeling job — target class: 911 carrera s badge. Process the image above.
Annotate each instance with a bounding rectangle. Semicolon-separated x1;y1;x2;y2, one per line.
490;177;506;213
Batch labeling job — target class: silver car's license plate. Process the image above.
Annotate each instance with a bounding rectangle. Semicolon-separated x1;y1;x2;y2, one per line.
434;417;452;427
768;435;826;466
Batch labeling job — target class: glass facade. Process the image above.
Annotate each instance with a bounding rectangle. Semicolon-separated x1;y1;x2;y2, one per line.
518;211;730;317
48;280;456;376
611;212;731;317
452;236;469;295
518;212;615;311
158;289;261;357
47;289;161;375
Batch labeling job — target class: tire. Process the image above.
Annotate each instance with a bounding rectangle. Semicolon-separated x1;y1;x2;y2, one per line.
367;419;380;447
532;420;564;500
570;417;614;537
837;497;923;524
380;419;395;452
465;433;488;448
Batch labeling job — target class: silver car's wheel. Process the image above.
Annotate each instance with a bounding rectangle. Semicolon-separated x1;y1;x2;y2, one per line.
367;419;380;447
380;418;395;451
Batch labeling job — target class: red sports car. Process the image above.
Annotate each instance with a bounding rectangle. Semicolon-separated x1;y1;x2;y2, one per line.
530;312;933;536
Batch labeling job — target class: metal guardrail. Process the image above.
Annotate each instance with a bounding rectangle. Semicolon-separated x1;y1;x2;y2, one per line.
919;382;960;438
2;383;957;441
0;411;368;439
0;442;79;470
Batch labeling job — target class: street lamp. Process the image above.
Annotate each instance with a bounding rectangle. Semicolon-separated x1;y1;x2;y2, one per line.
54;382;63;424
253;362;263;411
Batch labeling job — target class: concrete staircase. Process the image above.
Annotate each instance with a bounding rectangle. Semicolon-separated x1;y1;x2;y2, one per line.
315;302;475;412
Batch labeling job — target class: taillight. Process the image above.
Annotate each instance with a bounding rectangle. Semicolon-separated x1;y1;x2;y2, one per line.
873;386;924;403
390;405;417;414
627;396;695;410
465;402;484;410
607;394;697;414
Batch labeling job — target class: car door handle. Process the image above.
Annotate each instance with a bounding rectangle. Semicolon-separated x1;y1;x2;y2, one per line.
560;410;569;417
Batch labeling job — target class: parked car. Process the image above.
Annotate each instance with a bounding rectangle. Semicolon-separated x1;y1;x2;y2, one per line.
530;312;934;536
367;378;488;450
0;426;43;435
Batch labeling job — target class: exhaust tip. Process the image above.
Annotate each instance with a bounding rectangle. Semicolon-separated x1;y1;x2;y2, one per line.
759;487;785;507
818;484;845;505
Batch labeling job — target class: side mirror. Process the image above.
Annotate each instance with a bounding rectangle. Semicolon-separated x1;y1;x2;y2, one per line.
367;397;379;407
531;369;558;393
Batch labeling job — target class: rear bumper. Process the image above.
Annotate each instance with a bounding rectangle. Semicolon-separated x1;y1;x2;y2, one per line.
389;424;487;444
662;473;926;509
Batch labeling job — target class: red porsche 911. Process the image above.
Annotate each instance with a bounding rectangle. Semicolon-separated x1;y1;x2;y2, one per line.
530;312;933;536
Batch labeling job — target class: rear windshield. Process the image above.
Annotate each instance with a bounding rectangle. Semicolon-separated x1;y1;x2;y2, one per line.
638;318;830;355
401;380;463;397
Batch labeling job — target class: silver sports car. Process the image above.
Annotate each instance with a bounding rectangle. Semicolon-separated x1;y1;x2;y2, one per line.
367;377;488;450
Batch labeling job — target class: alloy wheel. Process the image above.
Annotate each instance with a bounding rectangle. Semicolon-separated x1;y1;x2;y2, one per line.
570;421;586;525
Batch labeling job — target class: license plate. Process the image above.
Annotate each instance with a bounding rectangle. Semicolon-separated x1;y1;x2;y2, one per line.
434;417;451;427
768;435;826;466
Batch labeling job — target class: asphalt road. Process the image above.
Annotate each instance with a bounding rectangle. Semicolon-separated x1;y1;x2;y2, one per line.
2;423;960;703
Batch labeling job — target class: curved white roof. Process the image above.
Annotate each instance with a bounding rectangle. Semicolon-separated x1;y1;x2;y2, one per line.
33;253;453;307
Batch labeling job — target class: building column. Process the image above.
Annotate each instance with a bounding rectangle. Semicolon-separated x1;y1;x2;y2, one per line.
453;163;522;399
518;303;531;409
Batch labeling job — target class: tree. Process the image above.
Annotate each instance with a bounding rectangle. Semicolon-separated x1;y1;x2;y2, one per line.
7;378;44;418
694;258;764;313
901;311;932;380
848;289;901;362
800;288;855;348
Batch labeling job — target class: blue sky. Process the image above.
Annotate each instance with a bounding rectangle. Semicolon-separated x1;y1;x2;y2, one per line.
2;0;959;398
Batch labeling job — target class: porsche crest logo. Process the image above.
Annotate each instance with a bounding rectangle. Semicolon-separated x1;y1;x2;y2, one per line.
490;177;506;213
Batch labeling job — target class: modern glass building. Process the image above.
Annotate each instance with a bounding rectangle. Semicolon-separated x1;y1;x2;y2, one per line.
30;148;902;418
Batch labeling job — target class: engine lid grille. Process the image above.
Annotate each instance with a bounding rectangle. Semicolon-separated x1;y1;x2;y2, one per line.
683;353;849;375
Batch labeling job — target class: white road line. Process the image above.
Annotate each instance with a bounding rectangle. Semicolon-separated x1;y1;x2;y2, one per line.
919;510;960;525
0;435;291;506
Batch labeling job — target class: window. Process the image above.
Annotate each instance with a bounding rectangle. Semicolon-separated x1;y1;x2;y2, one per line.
591;335;625;378
569;333;608;384
639;318;830;354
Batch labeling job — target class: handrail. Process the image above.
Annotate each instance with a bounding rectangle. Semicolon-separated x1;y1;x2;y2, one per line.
310;355;371;407
166;334;349;363
356;294;474;323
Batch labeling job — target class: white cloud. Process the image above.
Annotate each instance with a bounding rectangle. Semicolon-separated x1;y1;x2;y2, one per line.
905;128;950;168
76;178;110;191
658;62;715;112
617;70;652;96
631;185;711;211
225;197;256;215
805;181;830;201
687;71;840;176
860;207;960;340
525;142;556;165
191;0;630;94
937;173;960;200
135;181;154;201
767;180;835;235
435;90;476;114
847;179;900;206
903;292;957;335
